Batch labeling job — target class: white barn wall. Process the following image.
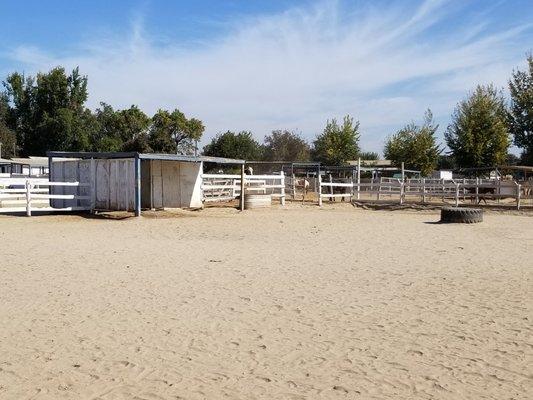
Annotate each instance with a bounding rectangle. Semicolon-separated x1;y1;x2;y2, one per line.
51;158;202;211
182;161;203;208
144;160;203;209
51;158;134;211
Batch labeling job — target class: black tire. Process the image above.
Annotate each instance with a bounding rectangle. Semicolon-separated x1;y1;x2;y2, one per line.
440;207;483;224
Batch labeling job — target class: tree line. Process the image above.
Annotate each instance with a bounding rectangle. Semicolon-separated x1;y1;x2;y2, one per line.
203;116;378;164
0;67;204;158
1;55;532;174
384;55;533;174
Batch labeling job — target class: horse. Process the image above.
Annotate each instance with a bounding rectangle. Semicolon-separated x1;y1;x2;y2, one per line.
466;186;495;204
293;178;310;203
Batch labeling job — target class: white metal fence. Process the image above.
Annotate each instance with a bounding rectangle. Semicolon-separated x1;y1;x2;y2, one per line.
202;172;286;205
318;176;531;210
0;178;91;216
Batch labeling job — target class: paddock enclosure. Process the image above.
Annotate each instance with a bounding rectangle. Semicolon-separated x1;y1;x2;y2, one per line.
316;175;532;209
2;153;532;215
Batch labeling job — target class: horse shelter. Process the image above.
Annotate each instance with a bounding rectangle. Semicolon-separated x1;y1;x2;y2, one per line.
47;152;245;216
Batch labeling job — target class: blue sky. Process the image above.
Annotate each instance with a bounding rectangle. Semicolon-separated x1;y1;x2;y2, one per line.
1;0;532;154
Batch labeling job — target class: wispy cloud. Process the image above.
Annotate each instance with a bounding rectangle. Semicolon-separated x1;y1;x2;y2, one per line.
5;0;532;152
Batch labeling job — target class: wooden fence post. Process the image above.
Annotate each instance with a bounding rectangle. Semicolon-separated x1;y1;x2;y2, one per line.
455;182;460;207
292;173;296;199
377;177;381;201
280;171;286;206
516;182;521;210
318;174;322;206
475;177;479;204
350;170;354;202
25;180;32;217
422;178;426;203
357;158;361;200
329;174;333;201
399;179;404;205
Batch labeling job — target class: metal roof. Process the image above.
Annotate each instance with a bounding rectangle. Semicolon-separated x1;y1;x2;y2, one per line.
10;157;49;167
47;151;245;165
244;160;321;165
498;165;533;172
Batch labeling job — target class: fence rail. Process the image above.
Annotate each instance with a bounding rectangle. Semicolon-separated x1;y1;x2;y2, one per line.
201;172;286;205
0;178;91;216
317;176;531;210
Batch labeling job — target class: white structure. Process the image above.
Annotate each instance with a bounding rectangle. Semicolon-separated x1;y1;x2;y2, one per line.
47;152;245;215
10;157;49;176
432;170;453;180
0;156;50;177
141;158;204;209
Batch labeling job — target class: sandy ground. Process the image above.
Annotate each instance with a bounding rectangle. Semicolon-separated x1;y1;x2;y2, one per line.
0;205;532;400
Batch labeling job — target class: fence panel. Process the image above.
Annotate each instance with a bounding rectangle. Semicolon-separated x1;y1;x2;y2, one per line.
0;178;91;216
201;173;286;205
318;176;524;209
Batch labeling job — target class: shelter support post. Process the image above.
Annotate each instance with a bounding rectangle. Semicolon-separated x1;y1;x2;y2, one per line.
240;164;245;211
90;158;96;212
134;155;141;217
47;156;52;207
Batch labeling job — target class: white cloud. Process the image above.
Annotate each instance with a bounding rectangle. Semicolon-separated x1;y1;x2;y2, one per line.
5;0;532;153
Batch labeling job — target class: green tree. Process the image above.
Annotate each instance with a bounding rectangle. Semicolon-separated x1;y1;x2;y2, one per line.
203;131;263;160
509;55;533;165
445;84;510;168
437;154;456;170
263;130;310;161
149;109;204;155
91;103;151;152
3;67;93;155
312;115;360;165
505;153;520;166
0;93;17;158
358;151;379;160
384;110;441;176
